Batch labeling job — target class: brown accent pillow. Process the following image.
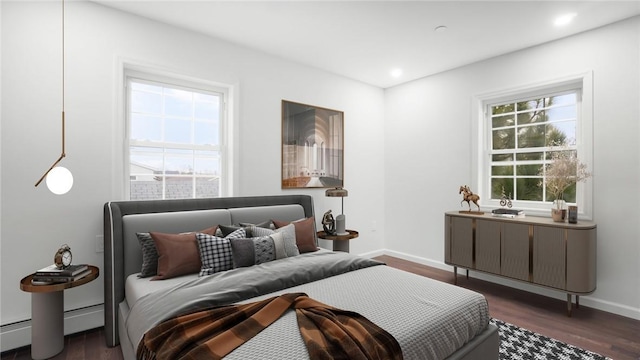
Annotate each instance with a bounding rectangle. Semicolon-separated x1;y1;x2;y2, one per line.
150;226;217;280
272;217;318;253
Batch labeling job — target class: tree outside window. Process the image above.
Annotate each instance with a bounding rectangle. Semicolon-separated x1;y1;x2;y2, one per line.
489;91;579;205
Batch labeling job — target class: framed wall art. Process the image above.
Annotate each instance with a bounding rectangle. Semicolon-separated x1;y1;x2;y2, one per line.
281;100;344;189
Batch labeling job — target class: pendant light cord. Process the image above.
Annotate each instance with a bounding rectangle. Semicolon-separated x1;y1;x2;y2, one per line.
35;0;66;187
61;0;65;157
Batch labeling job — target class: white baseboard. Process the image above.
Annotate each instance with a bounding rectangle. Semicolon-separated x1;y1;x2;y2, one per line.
356;249;386;259
362;248;640;321
1;304;104;352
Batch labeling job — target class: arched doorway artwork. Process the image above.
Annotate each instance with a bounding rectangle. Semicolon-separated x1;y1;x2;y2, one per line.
281;101;343;188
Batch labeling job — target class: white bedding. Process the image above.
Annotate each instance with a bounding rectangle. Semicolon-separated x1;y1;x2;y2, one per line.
124;249;336;307
124;251;490;360
125;273;198;307
124;248;336;307
225;265;489;360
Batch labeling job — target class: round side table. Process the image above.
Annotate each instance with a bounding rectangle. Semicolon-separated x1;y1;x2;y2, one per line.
317;230;359;252
20;265;99;359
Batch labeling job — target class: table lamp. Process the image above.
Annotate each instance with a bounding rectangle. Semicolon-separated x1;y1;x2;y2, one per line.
326;187;348;235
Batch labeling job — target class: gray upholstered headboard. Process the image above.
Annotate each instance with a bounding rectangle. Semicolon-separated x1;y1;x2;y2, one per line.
103;195;315;347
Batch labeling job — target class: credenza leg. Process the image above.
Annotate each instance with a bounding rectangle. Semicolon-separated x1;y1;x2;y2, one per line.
466;269;469;279
567;294;573;317
576;295;580;309
453;266;457;285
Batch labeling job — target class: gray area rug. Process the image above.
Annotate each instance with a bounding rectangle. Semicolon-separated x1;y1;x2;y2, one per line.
490;318;610;360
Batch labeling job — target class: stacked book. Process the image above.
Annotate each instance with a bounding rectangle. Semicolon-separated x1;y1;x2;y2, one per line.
32;264;90;285
491;208;525;218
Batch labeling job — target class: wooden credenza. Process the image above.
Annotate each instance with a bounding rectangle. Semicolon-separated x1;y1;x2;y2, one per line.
444;211;596;316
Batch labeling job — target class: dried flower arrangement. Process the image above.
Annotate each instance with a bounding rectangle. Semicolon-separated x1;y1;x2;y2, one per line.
539;148;591;210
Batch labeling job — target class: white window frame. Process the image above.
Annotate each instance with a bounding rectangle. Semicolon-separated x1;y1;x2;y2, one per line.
472;72;594;219
123;68;232;200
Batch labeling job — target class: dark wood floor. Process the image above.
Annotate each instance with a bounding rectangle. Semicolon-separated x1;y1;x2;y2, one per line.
3;255;639;360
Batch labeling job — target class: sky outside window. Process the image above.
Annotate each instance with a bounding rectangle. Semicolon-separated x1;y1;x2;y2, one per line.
128;77;223;200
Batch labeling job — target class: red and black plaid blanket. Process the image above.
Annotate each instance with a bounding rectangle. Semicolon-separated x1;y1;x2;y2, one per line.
137;292;403;360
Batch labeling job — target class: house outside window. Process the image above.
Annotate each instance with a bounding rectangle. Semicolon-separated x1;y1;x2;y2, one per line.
475;74;593;217
125;72;228;200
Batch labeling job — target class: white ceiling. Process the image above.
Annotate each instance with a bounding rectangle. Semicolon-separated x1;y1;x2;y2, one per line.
92;1;640;88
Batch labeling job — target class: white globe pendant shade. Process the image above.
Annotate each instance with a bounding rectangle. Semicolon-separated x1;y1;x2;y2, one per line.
46;166;73;195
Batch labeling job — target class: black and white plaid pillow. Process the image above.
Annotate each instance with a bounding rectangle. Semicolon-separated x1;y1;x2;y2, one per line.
196;228;246;276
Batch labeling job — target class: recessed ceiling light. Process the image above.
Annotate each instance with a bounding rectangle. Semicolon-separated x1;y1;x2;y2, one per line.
554;13;577;27
434;25;448;33
390;68;403;78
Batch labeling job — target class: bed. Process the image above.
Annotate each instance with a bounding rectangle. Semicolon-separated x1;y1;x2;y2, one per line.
104;195;499;359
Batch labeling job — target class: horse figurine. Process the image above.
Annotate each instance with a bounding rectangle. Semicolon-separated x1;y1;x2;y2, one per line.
459;185;481;212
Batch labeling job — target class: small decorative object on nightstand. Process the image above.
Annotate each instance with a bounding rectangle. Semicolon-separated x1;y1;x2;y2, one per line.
20;265;99;359
326;187;349;235
322;209;337;236
317;230;359;252
53;244;72;269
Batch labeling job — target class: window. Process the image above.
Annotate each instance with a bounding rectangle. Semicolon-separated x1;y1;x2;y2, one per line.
125;72;228;200
475;74;593;217
489;91;578;201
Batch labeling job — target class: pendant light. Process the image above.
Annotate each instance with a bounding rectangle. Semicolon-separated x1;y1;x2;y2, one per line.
35;0;73;195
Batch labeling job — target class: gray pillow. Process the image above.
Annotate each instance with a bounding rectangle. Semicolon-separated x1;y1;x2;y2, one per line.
218;224;244;237
219;220;272;237
239;220;273;229
251;223;299;257
270;232;287;259
230;236;276;268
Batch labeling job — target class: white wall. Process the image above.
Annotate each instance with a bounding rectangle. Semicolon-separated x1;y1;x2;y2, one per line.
385;16;640;319
0;1;385;350
2;0;639;352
